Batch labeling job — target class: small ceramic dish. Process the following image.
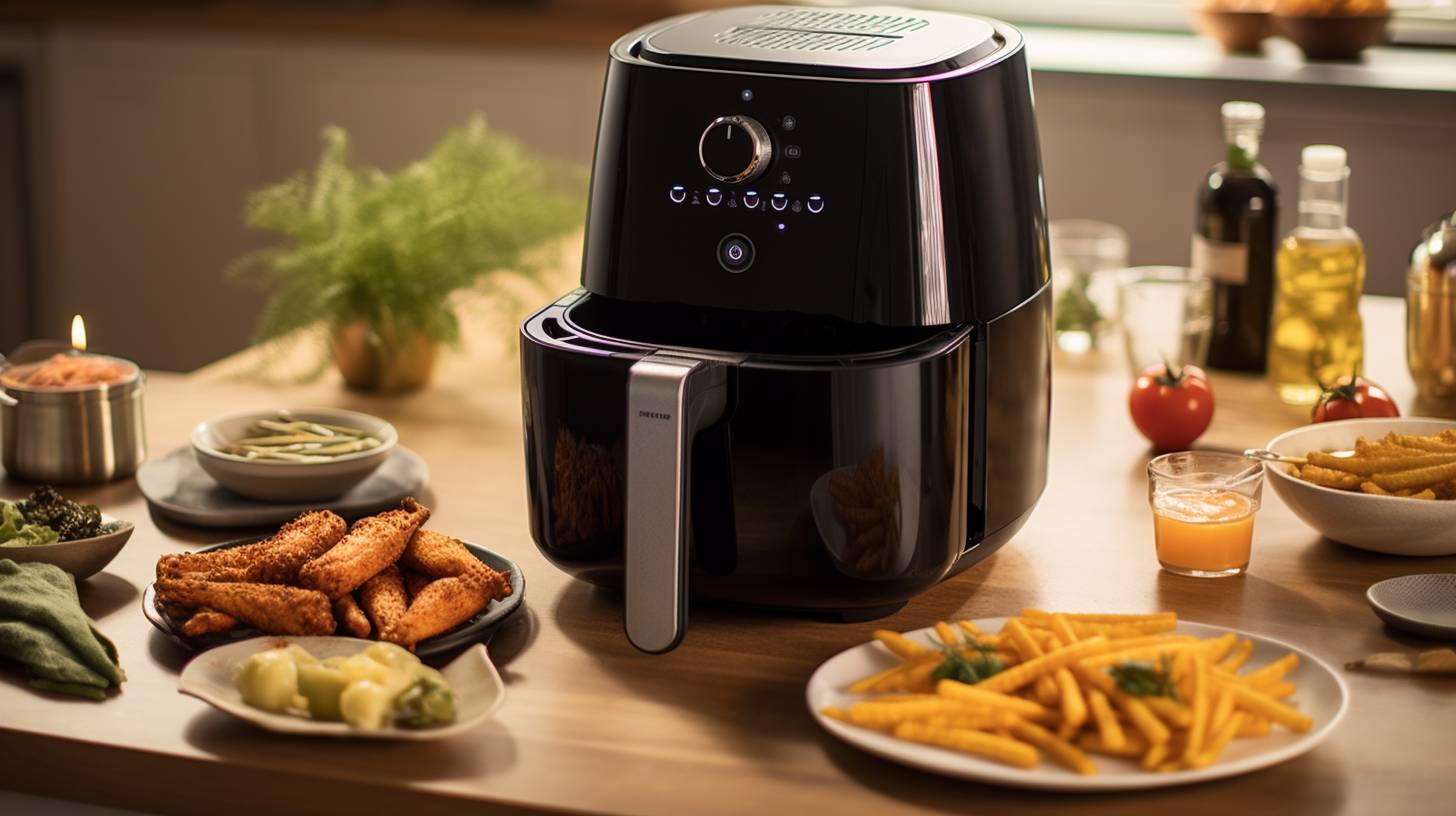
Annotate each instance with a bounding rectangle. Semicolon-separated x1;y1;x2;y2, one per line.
1367;574;1456;640
1274;13;1389;61
191;408;398;502
1264;417;1456;556
144;535;525;656
1192;8;1273;53
178;636;504;739
0;514;135;579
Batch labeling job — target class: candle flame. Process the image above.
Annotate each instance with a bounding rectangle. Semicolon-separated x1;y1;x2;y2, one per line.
71;314;87;352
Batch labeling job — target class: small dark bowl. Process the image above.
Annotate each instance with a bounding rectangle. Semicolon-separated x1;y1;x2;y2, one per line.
1275;13;1390;61
1193;9;1274;54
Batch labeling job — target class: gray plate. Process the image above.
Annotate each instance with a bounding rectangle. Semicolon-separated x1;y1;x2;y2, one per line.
1366;574;1456;640
144;536;525;657
137;444;429;528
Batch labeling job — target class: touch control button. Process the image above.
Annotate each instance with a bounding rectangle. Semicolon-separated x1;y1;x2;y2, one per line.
706;187;723;206
669;185;686;204
717;233;755;273
807;195;824;213
770;192;788;212
743;190;760;209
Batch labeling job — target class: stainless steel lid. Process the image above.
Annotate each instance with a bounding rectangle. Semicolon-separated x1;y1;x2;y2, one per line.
639;4;1003;79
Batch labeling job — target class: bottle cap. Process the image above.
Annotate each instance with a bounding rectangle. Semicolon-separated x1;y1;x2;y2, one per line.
1221;101;1265;125
1301;144;1348;173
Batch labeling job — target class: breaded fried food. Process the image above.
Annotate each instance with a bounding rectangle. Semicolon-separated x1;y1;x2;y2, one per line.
180;607;239;638
334;594;371;638
381;573;491;650
403;570;433;599
298;498;429;599
155;579;335;636
402;529;512;599
358;564;408;634
157;510;346;583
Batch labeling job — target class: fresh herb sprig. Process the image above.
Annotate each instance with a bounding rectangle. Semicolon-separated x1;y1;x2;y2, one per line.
930;635;1005;685
1108;654;1179;699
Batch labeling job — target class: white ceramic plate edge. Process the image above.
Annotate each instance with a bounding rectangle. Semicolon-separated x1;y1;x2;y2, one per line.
178;636;504;740
806;618;1348;792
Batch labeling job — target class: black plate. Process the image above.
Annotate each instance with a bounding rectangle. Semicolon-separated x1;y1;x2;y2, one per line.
143;536;524;657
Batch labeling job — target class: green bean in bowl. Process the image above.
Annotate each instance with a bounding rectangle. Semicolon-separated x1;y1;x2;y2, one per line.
218;419;384;462
192;409;398;502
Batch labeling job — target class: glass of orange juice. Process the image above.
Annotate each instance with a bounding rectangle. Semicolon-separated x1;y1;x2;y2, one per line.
1147;451;1264;577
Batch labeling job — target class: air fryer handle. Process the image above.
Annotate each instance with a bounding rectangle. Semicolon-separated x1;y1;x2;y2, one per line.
624;352;728;654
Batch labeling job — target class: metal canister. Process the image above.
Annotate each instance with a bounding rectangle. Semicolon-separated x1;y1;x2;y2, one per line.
0;353;147;484
1407;211;1456;403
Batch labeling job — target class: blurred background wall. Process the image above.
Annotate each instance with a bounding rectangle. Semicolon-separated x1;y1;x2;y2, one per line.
0;4;1451;370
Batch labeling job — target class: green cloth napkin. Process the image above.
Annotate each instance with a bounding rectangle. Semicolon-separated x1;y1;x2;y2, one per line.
0;558;125;700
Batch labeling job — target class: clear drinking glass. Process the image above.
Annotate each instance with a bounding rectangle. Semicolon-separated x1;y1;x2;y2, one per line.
1147;452;1264;578
1050;220;1129;353
1118;266;1214;376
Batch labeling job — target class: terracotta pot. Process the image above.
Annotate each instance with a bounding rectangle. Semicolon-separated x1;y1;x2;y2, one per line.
330;321;439;393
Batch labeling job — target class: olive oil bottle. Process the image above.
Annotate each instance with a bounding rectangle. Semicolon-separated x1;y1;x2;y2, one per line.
1194;101;1278;372
1267;145;1365;405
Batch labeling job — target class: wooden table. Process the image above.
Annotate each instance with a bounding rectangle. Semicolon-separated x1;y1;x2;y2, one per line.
1;296;1451;815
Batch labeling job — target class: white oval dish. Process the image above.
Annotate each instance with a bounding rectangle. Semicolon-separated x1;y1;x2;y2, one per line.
806;618;1348;792
178;636;504;740
191;408;398;502
1264;417;1456;556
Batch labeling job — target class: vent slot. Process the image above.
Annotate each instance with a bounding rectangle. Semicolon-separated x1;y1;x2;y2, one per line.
714;9;930;54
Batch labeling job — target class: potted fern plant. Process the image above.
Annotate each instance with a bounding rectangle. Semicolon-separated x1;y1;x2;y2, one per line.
231;116;583;392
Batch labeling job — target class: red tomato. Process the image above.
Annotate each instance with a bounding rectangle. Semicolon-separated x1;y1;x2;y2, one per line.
1311;376;1400;423
1128;363;1215;451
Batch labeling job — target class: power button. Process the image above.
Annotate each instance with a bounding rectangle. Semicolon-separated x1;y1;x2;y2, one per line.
717;233;755;274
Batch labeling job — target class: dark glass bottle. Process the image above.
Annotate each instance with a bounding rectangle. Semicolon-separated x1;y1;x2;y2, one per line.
1194;101;1279;373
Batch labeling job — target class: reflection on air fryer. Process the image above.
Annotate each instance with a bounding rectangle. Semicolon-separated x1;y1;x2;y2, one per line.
825;446;902;575
551;427;622;556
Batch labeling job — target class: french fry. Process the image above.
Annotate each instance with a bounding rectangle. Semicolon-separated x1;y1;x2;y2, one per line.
934;621;959;647
1190;712;1245;769
1360;481;1388;495
1210;683;1236;734
1241;652;1299;689
875;630;930;659
1055;667;1088;737
1010;720;1096;775
1085;688;1126;751
1308;450;1456;476
936;680;1054;722
1141;741;1169;770
1183;654;1210;762
1390;433;1456;453
1267;681;1297;699
1021;609;1177;626
1297;464;1365;490
1231;684;1313;733
1050;614;1082;647
1143;696;1193;729
957;620;985;637
1079;668;1171;745
975;635;1109;694
1003;618;1061;703
1411;489;1438;500
1218;638;1254;673
893;722;1039;769
1237;716;1272;738
1077;729;1146;758
1372;460;1456;492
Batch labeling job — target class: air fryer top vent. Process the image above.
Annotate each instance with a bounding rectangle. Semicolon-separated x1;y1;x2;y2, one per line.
637;5;1003;80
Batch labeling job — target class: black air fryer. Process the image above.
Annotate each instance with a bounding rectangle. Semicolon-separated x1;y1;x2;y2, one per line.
521;5;1051;653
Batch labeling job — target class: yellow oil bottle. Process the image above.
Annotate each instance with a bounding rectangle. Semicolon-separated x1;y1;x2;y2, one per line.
1267;145;1365;405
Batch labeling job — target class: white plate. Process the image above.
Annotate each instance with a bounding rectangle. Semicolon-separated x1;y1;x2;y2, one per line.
806;618;1348;791
1265;417;1456;555
179;636;504;740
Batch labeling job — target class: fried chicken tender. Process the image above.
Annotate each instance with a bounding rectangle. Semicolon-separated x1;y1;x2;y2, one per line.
401;529;512;600
358;564;408;634
334;594;371;638
180;607;239;638
380;574;492;650
298;498;429;600
155;579;335;636
157;510;346;583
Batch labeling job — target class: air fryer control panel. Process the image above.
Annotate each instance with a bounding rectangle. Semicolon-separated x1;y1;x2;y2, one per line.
582;63;927;324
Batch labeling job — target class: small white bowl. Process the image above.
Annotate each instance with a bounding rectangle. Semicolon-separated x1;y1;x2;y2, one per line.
0;513;134;579
192;408;397;502
1265;417;1456;556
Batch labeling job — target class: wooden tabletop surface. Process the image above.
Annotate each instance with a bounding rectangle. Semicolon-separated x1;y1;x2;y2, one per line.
1;295;1452;816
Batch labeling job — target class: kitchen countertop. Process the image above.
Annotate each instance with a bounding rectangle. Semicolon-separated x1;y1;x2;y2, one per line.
1;295;1453;815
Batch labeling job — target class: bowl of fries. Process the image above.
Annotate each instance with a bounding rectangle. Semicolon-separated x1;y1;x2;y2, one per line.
1264;417;1456;555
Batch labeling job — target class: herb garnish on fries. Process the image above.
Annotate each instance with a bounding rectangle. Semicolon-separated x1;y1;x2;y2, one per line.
823;610;1313;775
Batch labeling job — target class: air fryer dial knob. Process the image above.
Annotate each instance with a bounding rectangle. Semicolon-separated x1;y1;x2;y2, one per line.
698;115;772;184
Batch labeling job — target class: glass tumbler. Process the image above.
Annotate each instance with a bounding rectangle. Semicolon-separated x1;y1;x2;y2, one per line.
1148;452;1264;578
1050;220;1129;353
1118;266;1214;376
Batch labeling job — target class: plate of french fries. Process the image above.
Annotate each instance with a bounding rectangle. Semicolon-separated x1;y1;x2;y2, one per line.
1264;417;1456;555
807;610;1347;791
